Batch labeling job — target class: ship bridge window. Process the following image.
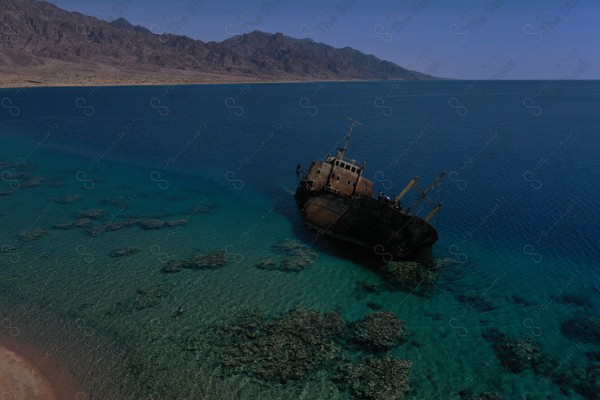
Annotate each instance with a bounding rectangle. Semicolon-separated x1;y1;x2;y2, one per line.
336;176;340;181
317;169;320;174
335;161;340;166
345;164;351;170
347;180;351;184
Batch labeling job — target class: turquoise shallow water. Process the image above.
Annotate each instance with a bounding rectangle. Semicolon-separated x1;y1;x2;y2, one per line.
0;80;599;399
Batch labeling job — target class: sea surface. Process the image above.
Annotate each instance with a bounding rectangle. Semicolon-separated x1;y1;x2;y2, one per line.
0;80;599;399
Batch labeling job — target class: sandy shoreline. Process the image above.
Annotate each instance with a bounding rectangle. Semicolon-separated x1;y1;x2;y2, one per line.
0;334;82;400
0;61;391;89
0;345;58;400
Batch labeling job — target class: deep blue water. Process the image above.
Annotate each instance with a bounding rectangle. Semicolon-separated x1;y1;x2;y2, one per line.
1;80;599;399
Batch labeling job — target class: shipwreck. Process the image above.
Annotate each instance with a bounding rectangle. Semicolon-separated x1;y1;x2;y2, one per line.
294;119;445;259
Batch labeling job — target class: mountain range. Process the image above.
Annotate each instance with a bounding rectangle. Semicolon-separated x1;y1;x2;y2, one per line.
0;0;432;86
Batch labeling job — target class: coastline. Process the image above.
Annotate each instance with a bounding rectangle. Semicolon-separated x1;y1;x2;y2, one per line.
0;333;82;400
0;61;421;89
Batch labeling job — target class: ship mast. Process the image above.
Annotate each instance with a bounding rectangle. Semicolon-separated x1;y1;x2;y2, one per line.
337;117;361;159
405;171;446;216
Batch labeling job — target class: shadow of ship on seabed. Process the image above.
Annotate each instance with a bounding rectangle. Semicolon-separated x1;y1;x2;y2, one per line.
291;118;448;295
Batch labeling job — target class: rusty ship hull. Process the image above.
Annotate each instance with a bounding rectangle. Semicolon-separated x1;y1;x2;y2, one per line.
294;119;443;260
294;184;438;259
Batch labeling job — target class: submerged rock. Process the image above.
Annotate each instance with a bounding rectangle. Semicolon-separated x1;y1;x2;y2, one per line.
349;311;406;352
335;357;412;400
560;315;600;344
161;251;229;273
110;246;141;258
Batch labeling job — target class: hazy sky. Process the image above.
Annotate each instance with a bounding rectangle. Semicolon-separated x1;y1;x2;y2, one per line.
47;0;599;79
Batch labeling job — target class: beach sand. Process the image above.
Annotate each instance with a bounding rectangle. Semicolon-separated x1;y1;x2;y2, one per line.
0;345;58;400
0;60;322;88
0;336;82;400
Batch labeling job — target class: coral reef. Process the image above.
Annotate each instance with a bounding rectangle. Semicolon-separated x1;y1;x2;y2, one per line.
483;327;600;399
100;196;132;206
459;392;504;400
110;246;141;258
335;357;412;400
72;209;106;220
138;218;187;230
355;281;382;295
218;308;345;383
210;307;413;398
483;329;545;373
555;292;595;308
379;260;437;295
85;217;188;236
455;294;496;312
52;194;83;204
482;329;545;373
560;315;600;344
15;228;48;242
53;218;93;230
161;251;229;273
255;258;278;271
253;240;317;272
131;284;173;310
349;311;406;352
86;219;139;236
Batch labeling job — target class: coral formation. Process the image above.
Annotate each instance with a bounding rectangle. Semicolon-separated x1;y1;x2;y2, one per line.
16;228;48;241
85;217;188;236
211;307;413;398
218;308;345;383
560;315;600;344
131;284;173;310
72;209;106;220
455;294;496;312
110;246;141;258
335;357;412;400
379;260;437;294
482;327;600;399
161;251;229;273
54;218;93;230
138;218;187;230
349;311;406;352
482;329;545;373
52;194;83;204
100;196;132;206
253;240;317;272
